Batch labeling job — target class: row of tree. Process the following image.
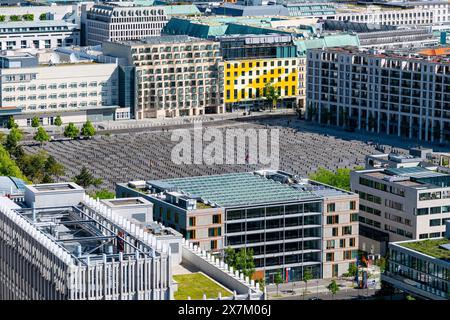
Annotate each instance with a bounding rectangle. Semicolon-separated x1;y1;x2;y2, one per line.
0;14;38;22
308;166;364;191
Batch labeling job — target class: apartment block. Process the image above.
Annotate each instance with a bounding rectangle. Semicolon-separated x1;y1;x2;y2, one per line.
220;34;306;111
0;50;119;127
117;170;359;283
306;47;450;144
351;153;450;256
0;21;79;51
82;3;168;46
103;35;224;119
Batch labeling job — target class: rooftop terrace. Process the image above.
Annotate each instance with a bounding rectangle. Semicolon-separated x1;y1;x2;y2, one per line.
399;238;450;262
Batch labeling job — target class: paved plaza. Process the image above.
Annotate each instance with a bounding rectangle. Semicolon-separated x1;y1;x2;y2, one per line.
21;116;431;191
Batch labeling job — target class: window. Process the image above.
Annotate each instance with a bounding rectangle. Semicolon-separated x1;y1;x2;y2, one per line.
166;210;172;221
340;239;346;248
326;240;335;249
186;230;196;240
212;214;221;224
430;207;441;214
208;227;221;237
174;213;179;224
326;215;339;224
349;237;356;247
419;233;428;239
326;253;334;262
416;208;429;216
350;201;356;210
350;213;358;222
210;240;218;250
189;217;196;226
430;232;441;238
342;226;352;235
332;227;338;237
327;203;336;212
344;250;352;260
430;218;441;227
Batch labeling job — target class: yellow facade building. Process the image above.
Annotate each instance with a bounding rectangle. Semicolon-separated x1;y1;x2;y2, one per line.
224;57;306;111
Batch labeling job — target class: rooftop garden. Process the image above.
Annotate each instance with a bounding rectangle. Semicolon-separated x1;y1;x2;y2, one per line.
173;273;232;300
196;201;212;209
400;238;450;261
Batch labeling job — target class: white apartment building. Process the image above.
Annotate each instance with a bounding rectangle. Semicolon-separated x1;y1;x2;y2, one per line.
103;35;224;119
351;156;450;256
0;50;119;126
0;21;79;51
330;2;449;26
82;3;168;46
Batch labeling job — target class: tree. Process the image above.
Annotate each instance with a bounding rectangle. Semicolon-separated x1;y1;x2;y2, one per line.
327;279;340;300
344;263;358;277
39;13;47;20
302;269;314;299
6;116;18;129
54;115;62;127
376;256;387;273
0;144;28;182
34;126;50;148
5;127;23;152
406;294;416;301
9;15;21;21
0;15;5;22
44;155;64;181
73;166;102;188
63;123;79;139
22;14;34;21
81;120;96;138
31;117;40;128
274;272;283;296
18;150;48;183
261;82;281;110
90;188;115;199
223;247;255;279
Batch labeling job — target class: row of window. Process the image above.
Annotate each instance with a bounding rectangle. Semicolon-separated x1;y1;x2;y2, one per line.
326;250;358;262
325;237;356;249
359;177;405;197
356;190;382;205
416;205;450;216
226;203;321;221
133;44;220;54
226;60;300;69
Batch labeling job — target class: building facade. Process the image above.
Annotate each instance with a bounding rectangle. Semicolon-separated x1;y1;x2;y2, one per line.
381;236;450;300
103;36;224;119
351;160;450;256
117;170;359;283
306;47;450;144
220;34;306;111
82;3;168;46
0;21;79;51
0;50;119;126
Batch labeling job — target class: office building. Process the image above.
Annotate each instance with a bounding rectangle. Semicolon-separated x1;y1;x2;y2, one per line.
82;3;168;46
0;182;174;300
351;151;450;256
220;34;306;111
103;35;224;119
0;21;79;51
381;227;450;300
0;49;120;127
306;46;450;144
117;170;359;283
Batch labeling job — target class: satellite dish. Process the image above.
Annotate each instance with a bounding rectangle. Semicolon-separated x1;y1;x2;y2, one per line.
50;53;60;65
69;53;79;63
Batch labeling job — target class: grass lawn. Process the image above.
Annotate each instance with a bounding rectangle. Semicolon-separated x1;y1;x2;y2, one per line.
400;238;450;261
173;272;233;300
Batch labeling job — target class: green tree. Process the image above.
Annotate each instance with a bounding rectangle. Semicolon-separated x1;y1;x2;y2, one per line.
5;127;23;152
18;150;48;183
344;263;358;277
327;279;340;300
9;15;21;21
54;115;62;127
63;123;79;139
72;166;102;188
406;294;416;301
274;272;283;296
6;116;18;129
261;82;281;110
224;247;255;279
81;120;96;138
302;269;314;299
22;14;34;21
31;117;40;128
39;13;47;20
43;155;64;182
0;15;5;22
376;256;387;273
90;188;115;199
34;126;50;148
0;144;28;182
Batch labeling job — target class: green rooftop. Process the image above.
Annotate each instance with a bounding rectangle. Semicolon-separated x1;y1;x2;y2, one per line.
151;172;317;207
173;273;233;300
400;238;450;262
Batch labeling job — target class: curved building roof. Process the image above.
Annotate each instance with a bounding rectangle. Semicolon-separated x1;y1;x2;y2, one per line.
0;176;26;195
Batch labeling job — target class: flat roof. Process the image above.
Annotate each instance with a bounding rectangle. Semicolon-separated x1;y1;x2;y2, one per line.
399;238;450;262
149;172;319;208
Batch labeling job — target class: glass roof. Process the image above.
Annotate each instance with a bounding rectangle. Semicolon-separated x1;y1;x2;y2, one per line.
155;172;318;208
